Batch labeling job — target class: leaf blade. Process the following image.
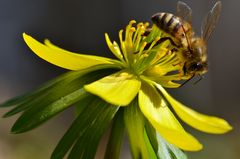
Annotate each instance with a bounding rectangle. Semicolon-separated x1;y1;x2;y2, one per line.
67;100;119;159
104;109;124;159
51;96;106;159
145;121;188;159
1;64;118;108
10;68;117;133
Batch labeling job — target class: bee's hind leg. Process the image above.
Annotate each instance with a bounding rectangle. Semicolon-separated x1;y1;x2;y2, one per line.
156;37;179;47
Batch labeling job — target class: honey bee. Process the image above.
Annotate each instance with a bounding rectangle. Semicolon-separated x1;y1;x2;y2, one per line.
151;1;222;78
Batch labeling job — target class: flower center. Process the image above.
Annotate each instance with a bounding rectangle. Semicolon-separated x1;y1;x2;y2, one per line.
105;20;190;87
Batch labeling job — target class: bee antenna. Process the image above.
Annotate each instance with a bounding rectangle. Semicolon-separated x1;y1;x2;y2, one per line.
194;75;204;84
180;74;195;87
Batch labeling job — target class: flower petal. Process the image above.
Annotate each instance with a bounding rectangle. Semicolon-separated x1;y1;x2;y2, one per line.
23;33;120;70
139;83;202;151
84;71;141;106
156;84;232;134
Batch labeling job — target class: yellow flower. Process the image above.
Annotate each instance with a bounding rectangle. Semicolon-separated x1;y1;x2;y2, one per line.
22;20;232;151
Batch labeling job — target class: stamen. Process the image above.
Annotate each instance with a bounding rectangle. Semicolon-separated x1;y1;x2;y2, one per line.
133;23;146;51
111;21;186;79
125;20;136;42
133;23;143;43
159;53;176;66
143;22;149;28
105;33;123;61
125;27;136;52
119;29;128;63
138;41;147;56
155;50;172;64
113;41;123;58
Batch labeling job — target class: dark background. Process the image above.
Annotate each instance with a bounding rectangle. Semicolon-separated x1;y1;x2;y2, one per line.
0;0;239;158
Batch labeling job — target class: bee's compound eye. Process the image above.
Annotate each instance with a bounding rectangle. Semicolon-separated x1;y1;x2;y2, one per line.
189;62;206;72
189;62;198;71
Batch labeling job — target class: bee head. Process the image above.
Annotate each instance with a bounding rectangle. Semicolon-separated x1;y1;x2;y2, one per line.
184;61;208;75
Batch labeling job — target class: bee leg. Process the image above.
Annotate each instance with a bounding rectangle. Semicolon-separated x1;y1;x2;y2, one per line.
171;48;179;52
134;37;179;54
194;75;204;84
183;62;187;74
143;28;151;36
156;37;179;47
179;73;195;87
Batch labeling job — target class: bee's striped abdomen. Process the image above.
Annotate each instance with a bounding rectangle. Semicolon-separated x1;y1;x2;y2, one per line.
151;13;192;45
152;13;181;33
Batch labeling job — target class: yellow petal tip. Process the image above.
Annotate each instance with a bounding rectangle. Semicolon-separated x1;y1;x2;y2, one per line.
155;84;233;134
188;141;203;151
22;32;30;41
22;33;116;70
218;121;233;133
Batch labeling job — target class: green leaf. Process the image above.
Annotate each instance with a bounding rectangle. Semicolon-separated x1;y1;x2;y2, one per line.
50;97;119;159
11;88;89;134
74;95;96;117
145;121;188;159
165;138;188;159
51;96;101;159
66;99;119;159
124;99;156;159
3;93;48;117
10;68;118;133
0;64;119;108
1;70;82;108
145;121;159;158
3;70;84;117
157;133;188;159
143;129;158;159
104;109;124;159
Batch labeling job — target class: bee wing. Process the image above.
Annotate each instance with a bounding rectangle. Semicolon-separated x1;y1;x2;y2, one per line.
177;1;192;23
201;1;222;42
177;1;193;49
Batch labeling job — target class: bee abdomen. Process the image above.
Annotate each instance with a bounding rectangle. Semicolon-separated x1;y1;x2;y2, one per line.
152;13;182;35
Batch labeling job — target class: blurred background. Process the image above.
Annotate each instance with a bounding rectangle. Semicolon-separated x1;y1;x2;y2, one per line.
0;0;239;158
